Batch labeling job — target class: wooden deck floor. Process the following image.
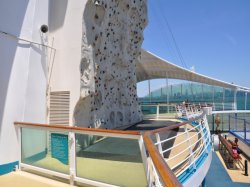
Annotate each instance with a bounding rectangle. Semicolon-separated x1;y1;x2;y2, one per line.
0;171;74;187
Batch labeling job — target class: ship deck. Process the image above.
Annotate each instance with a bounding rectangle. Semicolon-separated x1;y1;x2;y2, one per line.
1;118;249;187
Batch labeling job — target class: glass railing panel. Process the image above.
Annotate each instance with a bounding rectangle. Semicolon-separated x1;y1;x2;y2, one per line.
236;113;250;123
21;128;69;174
247;122;250;131
159;106;176;113
75;134;147;187
221;114;229;132
141;105;157;115
159;106;177;118
207;115;213;131
230;114;243;131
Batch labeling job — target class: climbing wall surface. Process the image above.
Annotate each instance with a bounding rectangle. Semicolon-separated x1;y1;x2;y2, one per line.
74;0;147;129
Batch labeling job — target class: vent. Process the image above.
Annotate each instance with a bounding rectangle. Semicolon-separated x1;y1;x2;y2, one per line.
49;91;70;125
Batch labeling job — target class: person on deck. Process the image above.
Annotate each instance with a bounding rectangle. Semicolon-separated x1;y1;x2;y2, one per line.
232;138;242;154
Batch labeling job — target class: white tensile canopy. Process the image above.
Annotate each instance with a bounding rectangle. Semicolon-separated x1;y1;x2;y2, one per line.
137;49;250;92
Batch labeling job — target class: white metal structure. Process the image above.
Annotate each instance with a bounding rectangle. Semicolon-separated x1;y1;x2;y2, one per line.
143;106;212;187
137;50;250;93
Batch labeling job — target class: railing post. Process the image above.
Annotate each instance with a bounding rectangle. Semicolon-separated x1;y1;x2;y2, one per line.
16;126;22;171
184;124;196;170
185;106;189;119
148;158;153;187
138;136;150;183
245;160;249;176
156;105;159;119
155;133;163;157
228;115;231;131
69;132;76;185
202;116;210;154
202;108;212;152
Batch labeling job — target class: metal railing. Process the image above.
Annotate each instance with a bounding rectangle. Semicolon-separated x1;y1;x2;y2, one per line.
140;104;177;119
143;107;212;187
14;122;147;187
14;106;212;187
140;103;204;120
176;103;204;119
229;115;250;141
210;110;250;133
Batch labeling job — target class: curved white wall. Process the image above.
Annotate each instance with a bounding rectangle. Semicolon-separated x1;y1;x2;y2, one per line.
0;0;48;167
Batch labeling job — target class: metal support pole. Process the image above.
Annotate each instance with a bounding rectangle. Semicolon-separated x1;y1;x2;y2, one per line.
222;88;225;111
244;119;246;140
156;105;159;119
166;78;169;113
202;84;204;101
234;89;237;110
212;86;215;110
181;84;183;98
245;92;247;110
148;80;151;103
191;83;194;102
245;160;249;176
235;113;238;130
222;114;224;132
228;115;231;131
171;85;173;99
212;114;215;134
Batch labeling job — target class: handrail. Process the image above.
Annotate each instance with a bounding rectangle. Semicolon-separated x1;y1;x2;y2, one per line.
163;125;206;155
15;109;209;187
229;115;249;122
150;112;205;134
212;110;250;114
14;122;140;137
143;131;182;187
142;111;206;187
171;132;209;171
155;121;202;146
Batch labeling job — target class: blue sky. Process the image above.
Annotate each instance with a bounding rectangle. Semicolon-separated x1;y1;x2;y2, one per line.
138;0;250;97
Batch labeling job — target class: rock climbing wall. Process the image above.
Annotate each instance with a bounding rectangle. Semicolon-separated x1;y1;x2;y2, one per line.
74;0;147;129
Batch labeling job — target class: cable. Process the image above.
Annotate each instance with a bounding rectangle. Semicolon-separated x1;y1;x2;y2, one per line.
0;30;56;50
149;1;179;63
161;15;188;69
0;30;57;97
150;1;188;69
